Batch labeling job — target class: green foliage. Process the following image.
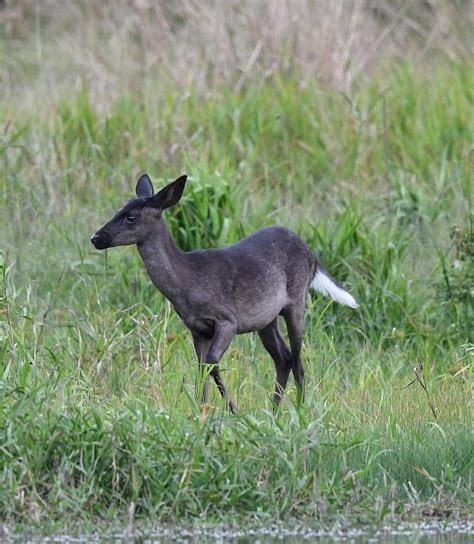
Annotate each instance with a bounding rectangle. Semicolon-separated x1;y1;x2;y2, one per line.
0;63;473;532
441;225;474;304
436;224;474;341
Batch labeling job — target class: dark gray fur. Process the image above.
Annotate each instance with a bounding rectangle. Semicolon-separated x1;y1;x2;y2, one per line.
91;174;347;411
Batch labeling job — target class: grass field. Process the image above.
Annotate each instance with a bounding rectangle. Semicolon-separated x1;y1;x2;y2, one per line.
0;1;473;537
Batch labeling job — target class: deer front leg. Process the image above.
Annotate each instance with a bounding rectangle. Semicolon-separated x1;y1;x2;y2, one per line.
205;320;238;414
192;332;213;422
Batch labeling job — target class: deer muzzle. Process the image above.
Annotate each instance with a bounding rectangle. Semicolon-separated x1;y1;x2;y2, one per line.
90;230;113;250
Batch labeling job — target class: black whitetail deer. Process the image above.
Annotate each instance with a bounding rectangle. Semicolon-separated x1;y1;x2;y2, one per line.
91;174;359;416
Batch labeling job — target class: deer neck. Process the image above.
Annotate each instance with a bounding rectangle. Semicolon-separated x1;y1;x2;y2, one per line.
137;219;190;303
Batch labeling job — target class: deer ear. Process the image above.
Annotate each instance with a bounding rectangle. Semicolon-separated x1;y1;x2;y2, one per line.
150;175;187;210
136;174;154;198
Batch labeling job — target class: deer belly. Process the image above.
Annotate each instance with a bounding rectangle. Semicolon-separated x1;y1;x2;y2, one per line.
235;290;287;333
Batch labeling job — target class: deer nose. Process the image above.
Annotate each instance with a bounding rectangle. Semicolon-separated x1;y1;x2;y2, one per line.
90;230;112;250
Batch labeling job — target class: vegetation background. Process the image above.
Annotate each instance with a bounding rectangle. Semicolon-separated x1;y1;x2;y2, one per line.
0;0;473;537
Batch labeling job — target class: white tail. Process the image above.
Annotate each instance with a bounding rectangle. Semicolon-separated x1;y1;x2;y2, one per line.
311;268;359;308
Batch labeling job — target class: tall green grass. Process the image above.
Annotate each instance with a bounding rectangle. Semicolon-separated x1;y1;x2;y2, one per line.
0;62;473;532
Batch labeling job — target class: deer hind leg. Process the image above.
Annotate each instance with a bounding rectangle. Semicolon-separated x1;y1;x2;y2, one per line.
283;304;306;405
258;318;292;407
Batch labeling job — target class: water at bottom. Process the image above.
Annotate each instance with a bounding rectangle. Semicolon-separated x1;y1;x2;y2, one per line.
9;520;473;543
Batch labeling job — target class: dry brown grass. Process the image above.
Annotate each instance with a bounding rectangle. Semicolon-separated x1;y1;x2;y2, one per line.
1;0;473;104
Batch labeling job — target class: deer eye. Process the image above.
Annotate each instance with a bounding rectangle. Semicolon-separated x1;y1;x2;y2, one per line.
126;215;136;224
